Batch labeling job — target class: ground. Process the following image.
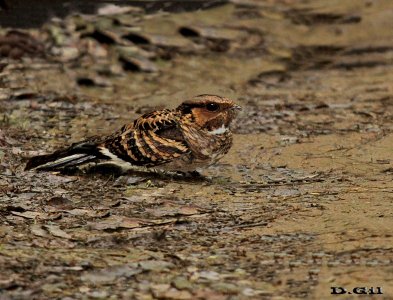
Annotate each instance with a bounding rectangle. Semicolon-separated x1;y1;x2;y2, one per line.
1;0;393;299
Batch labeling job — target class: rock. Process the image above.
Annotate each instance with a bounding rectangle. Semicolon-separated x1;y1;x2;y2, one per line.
139;260;174;271
172;276;192;290
198;271;221;281
211;282;240;294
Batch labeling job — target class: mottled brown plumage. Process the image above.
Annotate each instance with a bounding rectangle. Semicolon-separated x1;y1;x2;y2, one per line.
25;94;241;174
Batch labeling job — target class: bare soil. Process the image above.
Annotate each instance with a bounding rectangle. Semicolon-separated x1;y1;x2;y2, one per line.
1;0;393;299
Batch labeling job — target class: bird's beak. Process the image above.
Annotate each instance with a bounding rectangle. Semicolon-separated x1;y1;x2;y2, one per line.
232;104;242;111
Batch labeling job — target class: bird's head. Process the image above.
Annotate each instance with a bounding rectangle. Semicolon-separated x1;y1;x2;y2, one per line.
177;94;241;133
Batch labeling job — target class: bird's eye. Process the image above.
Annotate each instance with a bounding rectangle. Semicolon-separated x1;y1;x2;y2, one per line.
206;103;219;111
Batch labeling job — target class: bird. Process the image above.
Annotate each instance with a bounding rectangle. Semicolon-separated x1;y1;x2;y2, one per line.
25;94;241;175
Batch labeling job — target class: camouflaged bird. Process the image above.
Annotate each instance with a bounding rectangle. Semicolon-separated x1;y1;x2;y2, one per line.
25;94;241;174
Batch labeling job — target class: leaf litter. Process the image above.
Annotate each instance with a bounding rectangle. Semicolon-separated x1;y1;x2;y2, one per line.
1;0;393;299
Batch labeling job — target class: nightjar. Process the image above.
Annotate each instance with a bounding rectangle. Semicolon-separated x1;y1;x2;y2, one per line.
25;94;241;174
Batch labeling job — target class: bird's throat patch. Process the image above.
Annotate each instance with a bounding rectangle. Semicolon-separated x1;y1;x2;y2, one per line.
208;124;228;135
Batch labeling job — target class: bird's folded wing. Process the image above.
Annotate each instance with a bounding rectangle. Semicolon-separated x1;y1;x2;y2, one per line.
102;112;190;167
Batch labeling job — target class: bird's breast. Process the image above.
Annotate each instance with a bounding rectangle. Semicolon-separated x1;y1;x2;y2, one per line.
181;124;233;162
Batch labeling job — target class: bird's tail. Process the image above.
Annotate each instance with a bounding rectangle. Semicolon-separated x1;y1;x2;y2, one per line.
25;139;105;171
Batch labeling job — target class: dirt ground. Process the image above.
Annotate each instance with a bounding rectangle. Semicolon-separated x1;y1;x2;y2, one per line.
1;0;393;299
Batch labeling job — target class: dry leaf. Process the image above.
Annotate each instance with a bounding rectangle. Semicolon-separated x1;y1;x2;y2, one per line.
11;211;43;219
44;225;72;239
87;215;151;230
30;224;49;238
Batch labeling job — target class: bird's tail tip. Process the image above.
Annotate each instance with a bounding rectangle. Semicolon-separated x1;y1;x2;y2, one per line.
25;152;98;171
